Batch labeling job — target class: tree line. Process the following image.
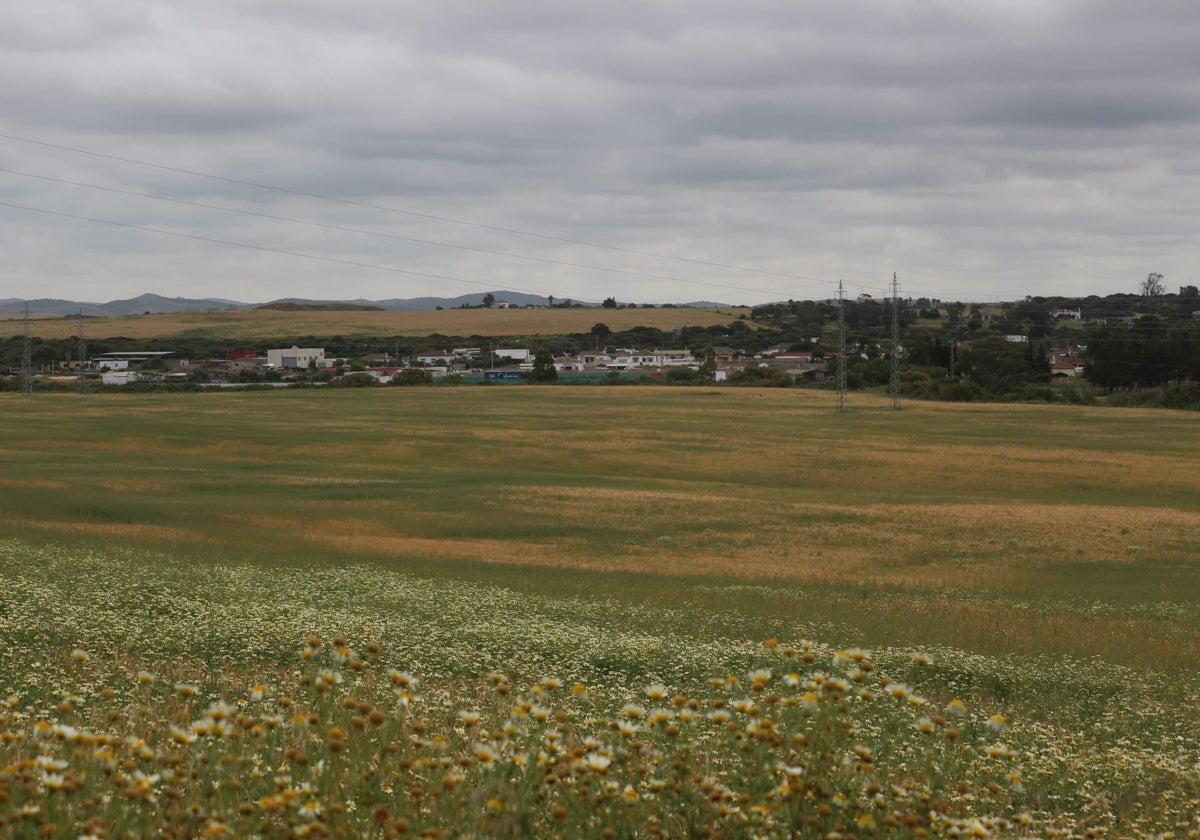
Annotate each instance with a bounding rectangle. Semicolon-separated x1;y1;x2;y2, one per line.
4;290;1199;404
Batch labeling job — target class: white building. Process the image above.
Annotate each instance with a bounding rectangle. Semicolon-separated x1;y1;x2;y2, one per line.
267;347;325;369
101;371;141;385
606;353;662;369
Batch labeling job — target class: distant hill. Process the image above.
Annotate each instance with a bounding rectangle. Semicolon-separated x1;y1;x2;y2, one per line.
256;302;385;312
369;292;551;310
0;293;247;318
1;290;735;317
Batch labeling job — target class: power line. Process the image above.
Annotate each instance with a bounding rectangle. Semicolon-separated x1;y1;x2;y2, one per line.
0;199;846;302
0;200;532;296
0;131;846;290
0;168;802;298
3;133;1172;307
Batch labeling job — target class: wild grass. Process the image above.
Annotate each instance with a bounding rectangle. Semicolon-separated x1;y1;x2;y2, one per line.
1;544;1197;837
0;388;1198;835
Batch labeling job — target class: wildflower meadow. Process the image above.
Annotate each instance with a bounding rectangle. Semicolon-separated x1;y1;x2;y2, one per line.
1;388;1198;837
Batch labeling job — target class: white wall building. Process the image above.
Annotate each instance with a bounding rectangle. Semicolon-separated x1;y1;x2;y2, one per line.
267;347;325;369
101;371;141;385
607;353;662;369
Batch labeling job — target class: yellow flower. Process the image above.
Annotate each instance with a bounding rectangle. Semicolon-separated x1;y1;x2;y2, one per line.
201;818;232;837
388;670;417;690
204;700;236;721
169;725;198;744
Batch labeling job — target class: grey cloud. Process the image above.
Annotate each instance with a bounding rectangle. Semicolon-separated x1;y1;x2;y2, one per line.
3;0;1200;303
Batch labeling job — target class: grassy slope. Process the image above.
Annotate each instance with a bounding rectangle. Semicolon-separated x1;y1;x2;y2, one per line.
2;387;1199;833
1;387;1197;674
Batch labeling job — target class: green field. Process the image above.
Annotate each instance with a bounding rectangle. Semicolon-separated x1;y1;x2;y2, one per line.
1;388;1197;837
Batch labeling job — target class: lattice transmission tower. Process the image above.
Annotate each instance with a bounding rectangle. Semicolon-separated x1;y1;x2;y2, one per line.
22;303;32;397
836;280;847;412
77;309;87;394
890;272;901;410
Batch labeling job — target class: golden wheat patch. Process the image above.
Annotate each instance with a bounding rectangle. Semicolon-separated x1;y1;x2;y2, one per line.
0;305;752;340
0;476;71;490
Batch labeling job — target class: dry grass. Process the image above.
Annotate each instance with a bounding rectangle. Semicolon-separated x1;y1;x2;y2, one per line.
0;305;753;340
0;389;1196;673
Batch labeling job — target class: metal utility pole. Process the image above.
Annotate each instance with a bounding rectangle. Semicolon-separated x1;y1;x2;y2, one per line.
836;280;847;412
22;303;32;396
890;272;901;410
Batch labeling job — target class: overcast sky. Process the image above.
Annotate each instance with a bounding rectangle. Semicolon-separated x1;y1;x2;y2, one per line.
2;0;1198;306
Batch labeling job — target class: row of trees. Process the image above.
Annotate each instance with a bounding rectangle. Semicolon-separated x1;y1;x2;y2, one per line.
6;285;1199;402
1085;318;1200;390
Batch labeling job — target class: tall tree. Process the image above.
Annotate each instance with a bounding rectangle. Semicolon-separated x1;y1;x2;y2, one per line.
529;347;558;382
1140;273;1165;297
